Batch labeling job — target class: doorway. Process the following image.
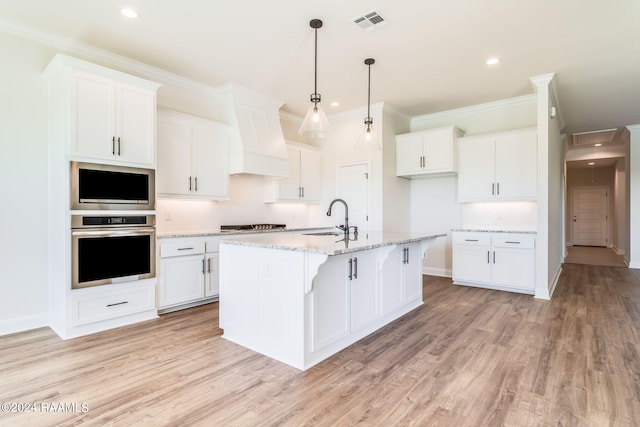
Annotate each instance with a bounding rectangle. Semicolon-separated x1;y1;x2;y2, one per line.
336;162;370;235
570;186;608;247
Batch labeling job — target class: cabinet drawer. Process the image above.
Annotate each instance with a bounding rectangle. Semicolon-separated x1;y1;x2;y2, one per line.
453;233;490;246
492;234;535;249
161;240;205;257
73;284;155;326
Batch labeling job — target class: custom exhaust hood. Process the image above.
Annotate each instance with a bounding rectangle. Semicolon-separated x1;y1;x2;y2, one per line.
221;84;290;177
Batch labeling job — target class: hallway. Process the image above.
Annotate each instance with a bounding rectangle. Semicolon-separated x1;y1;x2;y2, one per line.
565;245;626;267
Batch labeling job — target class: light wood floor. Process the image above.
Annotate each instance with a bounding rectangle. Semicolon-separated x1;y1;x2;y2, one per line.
1;264;639;426
565;246;627;267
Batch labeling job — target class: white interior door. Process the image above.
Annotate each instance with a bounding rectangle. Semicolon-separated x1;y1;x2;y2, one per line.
572;187;608;246
336;163;369;234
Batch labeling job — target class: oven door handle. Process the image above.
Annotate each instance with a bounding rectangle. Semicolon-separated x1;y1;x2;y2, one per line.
71;227;156;237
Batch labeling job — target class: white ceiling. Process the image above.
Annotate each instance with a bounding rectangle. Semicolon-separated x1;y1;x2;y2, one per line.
1;0;639;136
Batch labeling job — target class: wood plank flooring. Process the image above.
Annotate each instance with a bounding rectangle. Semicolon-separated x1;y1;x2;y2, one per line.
1;263;640;426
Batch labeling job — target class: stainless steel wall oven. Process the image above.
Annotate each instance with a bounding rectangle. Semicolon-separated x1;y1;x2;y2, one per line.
70;161;155;210
71;215;156;289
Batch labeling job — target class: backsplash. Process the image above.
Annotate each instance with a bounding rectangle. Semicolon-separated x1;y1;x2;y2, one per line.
462;201;537;231
156;174;313;233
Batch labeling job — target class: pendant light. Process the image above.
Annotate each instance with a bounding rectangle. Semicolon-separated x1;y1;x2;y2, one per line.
298;19;331;139
354;58;381;151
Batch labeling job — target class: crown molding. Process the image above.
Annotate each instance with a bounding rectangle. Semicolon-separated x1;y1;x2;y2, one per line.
410;94;537;127
0;16;223;97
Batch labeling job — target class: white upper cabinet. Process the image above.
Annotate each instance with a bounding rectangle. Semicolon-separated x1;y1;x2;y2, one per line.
157;109;229;200
265;144;321;203
457;127;537;202
396;126;463;177
44;54;160;167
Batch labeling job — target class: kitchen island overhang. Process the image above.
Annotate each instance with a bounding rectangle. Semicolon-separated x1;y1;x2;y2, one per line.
218;231;446;370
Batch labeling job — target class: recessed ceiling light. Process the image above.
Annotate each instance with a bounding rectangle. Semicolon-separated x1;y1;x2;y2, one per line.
594;143;602;147
120;8;138;19
588;162;595;166
330;101;340;107
486;57;500;65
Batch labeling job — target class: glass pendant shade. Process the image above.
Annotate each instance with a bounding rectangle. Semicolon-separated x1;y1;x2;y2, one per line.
299;103;331;139
354;122;381;151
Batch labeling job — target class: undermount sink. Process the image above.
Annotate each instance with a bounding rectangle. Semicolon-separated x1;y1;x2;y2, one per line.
302;231;342;236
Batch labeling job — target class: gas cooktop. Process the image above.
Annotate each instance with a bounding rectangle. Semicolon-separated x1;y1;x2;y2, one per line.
220;224;287;232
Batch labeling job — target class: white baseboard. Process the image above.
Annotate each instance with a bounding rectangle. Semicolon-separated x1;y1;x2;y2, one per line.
0;312;48;336
422;267;451;278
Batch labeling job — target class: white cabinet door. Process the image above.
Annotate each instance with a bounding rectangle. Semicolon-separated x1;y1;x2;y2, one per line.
457;135;496;202
274;147;302;201
402;242;422;304
381;246;404;315
494;130;537;200
452;244;492;284
205;252;220;297
157;116;192;196
299;149;321;201
491;247;535;290
350;251;378;332
311;254;350;352
192;122;229;199
396;133;424;176
116;83;156;166
159;254;205;308
72;71;116;160
72;72;155;166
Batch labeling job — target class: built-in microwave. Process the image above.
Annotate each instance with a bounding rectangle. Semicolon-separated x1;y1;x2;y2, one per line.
70;162;155;210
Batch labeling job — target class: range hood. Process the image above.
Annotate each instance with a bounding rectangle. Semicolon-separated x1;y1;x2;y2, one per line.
221;84;290;177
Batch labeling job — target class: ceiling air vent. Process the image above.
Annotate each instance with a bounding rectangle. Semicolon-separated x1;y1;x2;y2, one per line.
572;128;618;146
353;10;386;31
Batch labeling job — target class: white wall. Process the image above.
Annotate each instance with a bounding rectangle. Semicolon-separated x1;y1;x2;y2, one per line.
0;32;53;333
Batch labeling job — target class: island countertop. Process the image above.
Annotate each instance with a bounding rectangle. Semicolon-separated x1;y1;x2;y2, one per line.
219;231;446;256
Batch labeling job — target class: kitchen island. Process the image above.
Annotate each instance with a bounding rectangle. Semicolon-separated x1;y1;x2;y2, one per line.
219;231;445;370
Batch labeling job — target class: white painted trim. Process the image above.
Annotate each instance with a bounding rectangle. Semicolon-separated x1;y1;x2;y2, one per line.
410;94;537;127
538;265;562;300
0;312;49;336
422;267;451;278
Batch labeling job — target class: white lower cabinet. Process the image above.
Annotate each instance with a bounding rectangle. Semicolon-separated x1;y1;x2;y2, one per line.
452;231;535;294
158;237;220;311
381;242;421;315
312;250;379;352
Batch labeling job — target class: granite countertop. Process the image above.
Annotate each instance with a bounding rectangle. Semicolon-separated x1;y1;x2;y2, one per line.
451;228;537;234
219;231;447;256
157;226;331;239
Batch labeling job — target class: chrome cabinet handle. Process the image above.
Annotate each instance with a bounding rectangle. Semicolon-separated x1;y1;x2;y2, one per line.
202;259;205;274
492;183;495;195
497;182;500;195
195;177;198;192
177;247;194;251
112;136;116;155
117;137;121;156
487;251;490;263
348;259;353;280
301;187;304;198
189;176;192;191
465;239;478;242
207;258;212;273
493;251;496;264
107;301;128;307
505;241;520;244
353;257;358;279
